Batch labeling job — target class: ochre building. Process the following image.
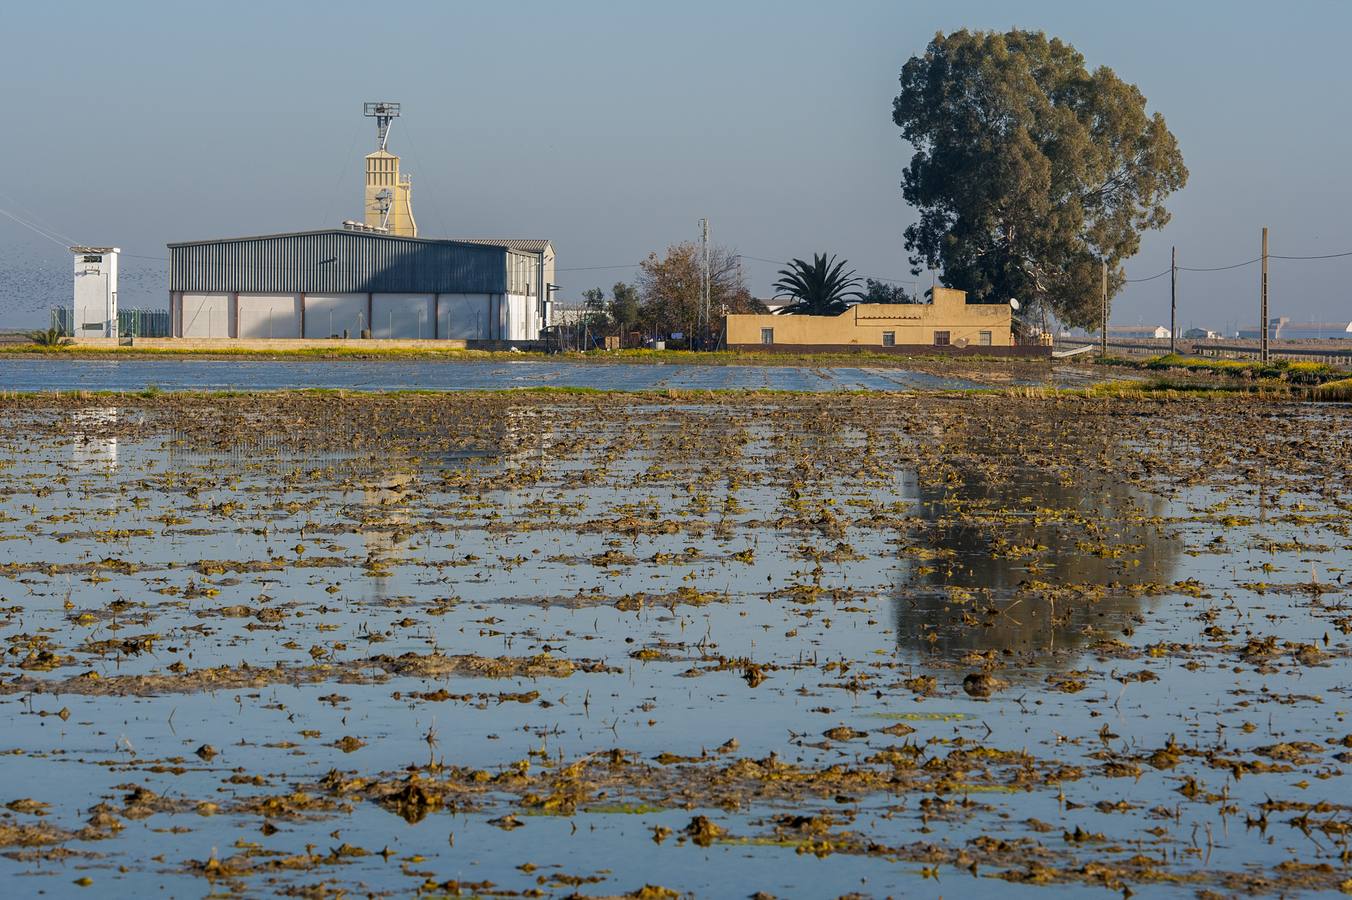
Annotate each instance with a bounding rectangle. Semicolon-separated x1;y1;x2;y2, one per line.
726;287;1013;351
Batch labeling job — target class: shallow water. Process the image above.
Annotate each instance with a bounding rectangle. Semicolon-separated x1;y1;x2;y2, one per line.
0;356;1073;392
0;394;1349;898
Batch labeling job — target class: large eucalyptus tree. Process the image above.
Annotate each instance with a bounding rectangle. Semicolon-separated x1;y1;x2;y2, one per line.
893;30;1188;326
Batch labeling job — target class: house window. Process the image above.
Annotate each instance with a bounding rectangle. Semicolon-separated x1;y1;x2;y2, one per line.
882;331;896;347
933;330;950;346
978;330;992;346
760;327;775;345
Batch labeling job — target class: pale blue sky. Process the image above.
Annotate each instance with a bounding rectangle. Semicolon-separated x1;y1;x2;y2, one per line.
1;0;1349;329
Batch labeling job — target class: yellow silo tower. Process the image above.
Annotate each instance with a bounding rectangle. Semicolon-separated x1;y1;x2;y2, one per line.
363;102;417;237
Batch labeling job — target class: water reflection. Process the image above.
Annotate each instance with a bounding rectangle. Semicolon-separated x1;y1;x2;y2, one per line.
893;467;1180;662
70;407;119;469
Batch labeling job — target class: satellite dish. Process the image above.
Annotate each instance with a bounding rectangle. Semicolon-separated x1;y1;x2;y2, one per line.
955;337;970;348
1009;298;1021;310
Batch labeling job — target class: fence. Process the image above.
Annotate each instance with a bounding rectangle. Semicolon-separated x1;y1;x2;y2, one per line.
1191;342;1352;367
51;307;172;338
1052;337;1352;367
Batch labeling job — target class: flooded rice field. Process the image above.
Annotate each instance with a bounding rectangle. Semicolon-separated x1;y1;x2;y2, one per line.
0;391;1349;898
0;356;1094;393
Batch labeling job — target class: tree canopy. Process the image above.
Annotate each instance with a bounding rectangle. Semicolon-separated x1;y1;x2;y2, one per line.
773;253;863;315
861;278;916;304
892;29;1187;327
638;242;760;335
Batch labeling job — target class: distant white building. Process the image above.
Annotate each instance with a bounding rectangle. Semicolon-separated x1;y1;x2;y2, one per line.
1236;318;1352;340
1107;324;1171;340
1277;321;1352;340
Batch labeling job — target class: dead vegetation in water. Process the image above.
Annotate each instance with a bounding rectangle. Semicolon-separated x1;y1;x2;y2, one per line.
0;651;611;696
1;390;1350;895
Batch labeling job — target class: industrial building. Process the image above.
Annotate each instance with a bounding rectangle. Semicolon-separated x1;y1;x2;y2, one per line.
169;228;551;340
1107;324;1171;340
725;287;1017;351
1238;317;1352;340
163;101;556;343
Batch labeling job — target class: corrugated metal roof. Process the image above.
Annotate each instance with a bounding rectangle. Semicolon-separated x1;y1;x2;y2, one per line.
168;230;509;294
458;239;553;253
167;228;486;249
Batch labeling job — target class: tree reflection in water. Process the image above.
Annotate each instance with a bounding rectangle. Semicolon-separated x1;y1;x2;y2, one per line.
893;466;1181;667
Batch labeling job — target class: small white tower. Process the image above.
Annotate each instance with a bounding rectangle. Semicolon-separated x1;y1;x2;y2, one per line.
71;246;120;338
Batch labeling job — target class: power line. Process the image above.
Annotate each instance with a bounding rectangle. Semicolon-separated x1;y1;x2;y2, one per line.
740;253;917;286
1125;267;1172;283
1177;257;1261;272
397;118;449;239
0;207;72;250
0;192;82;246
1271;249;1352;260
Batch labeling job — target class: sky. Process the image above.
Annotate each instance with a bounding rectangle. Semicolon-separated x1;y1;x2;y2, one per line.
1;0;1350;331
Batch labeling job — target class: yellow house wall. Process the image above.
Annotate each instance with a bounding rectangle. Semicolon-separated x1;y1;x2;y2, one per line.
726;288;1011;347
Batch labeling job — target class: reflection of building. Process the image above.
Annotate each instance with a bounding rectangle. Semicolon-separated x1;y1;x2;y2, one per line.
71;407;119;469
726;288;1016;351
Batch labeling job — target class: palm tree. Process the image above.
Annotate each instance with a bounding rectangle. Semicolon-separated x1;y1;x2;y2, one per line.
28;327;71;347
773;253;863;315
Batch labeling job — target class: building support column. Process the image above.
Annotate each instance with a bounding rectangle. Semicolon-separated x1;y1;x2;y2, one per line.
299;293;306;339
433;294;440;340
232;292;240;339
367;293;373;338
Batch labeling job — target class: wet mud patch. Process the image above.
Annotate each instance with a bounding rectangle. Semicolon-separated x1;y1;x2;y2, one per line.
0;390;1350;896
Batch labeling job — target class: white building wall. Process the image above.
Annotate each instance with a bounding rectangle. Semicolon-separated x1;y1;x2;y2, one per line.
505;294;531;341
237;294;301;338
73;249;119;337
180;292;231;338
303;294;367;338
372;294;436;339
437;293;493;339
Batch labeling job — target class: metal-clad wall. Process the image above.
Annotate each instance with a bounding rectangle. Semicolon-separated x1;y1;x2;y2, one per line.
169;231;508;294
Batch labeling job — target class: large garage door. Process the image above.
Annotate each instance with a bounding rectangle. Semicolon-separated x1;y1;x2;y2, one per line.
237;294;300;338
303;294;367;338
505;294;531;341
438;294;492;340
180;293;230;338
372;294;435;339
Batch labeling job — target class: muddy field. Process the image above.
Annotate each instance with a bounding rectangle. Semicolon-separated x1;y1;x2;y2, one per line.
0;390;1350;898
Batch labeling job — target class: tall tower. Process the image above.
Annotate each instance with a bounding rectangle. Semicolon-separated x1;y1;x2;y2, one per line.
363;101;417;237
70;246;119;338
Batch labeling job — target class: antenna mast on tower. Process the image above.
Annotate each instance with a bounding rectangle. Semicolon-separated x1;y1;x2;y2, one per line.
364;101;401;151
360;100;416;237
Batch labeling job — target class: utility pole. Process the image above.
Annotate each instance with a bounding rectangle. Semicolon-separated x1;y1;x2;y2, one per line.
1260;226;1269;362
1100;259;1108;359
699;218;709;347
1170;246;1177;355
